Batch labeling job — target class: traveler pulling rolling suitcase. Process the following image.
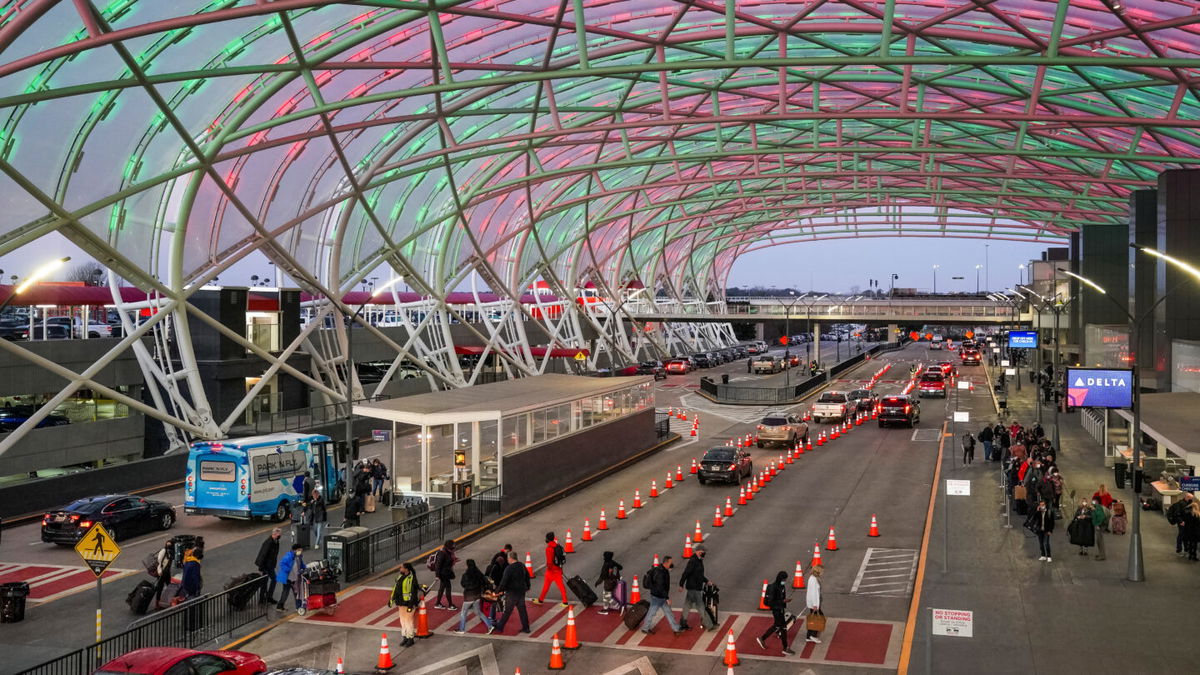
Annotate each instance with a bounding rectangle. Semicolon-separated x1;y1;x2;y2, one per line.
623;599;650;631
126;580;155;615
566;574;598;607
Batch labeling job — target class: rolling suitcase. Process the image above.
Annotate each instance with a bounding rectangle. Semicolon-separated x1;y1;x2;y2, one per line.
126;580;155;615
1110;513;1127;534
365;494;377;513
292;523;312;548
566;574;597;607
623;599;650;631
611;579;628;608
225;573;264;610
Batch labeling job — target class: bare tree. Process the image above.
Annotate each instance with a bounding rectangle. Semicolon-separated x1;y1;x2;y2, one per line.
64;261;106;286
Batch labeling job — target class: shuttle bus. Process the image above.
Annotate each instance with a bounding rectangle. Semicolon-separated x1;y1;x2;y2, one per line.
185;433;342;521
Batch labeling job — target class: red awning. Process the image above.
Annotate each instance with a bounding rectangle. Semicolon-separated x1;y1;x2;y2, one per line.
0;284;149;306
246;293;279;312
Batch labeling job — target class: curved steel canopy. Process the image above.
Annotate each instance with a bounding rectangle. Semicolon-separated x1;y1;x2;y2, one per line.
0;0;1198;301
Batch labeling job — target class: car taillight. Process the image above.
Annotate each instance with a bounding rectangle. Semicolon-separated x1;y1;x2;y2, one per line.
905;405;912;413
70;514;80;522
79;520;92;529
41;515;49;525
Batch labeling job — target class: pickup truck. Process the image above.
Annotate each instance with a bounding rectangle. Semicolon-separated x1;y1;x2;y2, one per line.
751;355;782;374
811;391;851;423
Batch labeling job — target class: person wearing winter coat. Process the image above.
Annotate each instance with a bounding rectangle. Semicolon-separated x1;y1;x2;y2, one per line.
678;545;714;630
274;544;305;611
1091;498;1109;560
640;556;682;635
433;540;458;609
1183;499;1200;562
756;570;794;655
1092;484;1114;509
453;559;496;634
978;424;994;461
804;564;824;643
494;551;531;634
179;548;203;600
388;563;420;646
961;432;976;465
254;528;281;604
596;551;623;614
305;490;327;546
1167;491;1195;556
151;539;175;609
1070;500;1095;556
1032;500;1056;562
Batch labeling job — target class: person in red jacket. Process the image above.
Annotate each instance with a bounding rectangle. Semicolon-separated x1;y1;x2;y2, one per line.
532;531;568;606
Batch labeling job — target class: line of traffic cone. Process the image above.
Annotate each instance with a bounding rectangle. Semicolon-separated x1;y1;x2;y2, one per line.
712;506;724;527
744;481;755;501
723;630;740;666
597;509;609;530
617;500;627;520
525;552;536;577
633;490;643;508
694;520;704;542
581;519;592;541
738;485;747;505
811;541;823;568
683;535;693;558
690;458;698;474
676;465;684;482
826;526;839;551
724;496;734;517
664;472;674;489
650;480;659;498
630;575;641;603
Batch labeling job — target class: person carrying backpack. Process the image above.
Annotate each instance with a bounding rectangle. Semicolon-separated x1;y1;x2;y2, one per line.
533;531;568;606
678;545;714;631
595;551;623;614
639;556;682;636
430;540;458;610
756;570;794;655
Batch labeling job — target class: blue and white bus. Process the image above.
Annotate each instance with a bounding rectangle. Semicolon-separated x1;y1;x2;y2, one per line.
184;433;341;521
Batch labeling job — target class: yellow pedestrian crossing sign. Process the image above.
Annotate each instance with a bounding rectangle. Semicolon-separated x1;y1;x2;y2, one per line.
574;351;587;362
75;523;121;577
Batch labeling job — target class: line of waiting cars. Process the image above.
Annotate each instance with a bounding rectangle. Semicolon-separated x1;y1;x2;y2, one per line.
661;343;754;375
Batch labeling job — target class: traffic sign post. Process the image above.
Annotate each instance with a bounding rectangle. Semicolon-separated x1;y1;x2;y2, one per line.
75;523;120;645
926;606;974;673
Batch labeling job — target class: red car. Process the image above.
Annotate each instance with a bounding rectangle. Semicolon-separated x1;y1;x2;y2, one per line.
95;648;266;675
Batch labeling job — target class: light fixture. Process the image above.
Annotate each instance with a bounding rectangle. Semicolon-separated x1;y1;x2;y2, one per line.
371;276;404;298
14;256;71;295
1132;244;1200;283
1057;268;1106;294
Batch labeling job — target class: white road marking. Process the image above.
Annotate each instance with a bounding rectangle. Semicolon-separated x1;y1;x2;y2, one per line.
851;548;919;597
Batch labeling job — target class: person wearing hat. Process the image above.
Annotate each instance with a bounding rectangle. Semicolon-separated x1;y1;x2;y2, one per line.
677;545;714;630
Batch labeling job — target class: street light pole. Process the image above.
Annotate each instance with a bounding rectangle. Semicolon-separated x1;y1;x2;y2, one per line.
975;265;983;294
343;277;403;492
784;291;800;389
1015;286;1047;424
932;264;940;294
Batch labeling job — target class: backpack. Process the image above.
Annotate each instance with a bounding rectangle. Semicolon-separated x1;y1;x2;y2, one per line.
553;544;566;568
426;552;440;572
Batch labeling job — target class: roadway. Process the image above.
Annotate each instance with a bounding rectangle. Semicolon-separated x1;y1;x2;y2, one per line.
1;341;985;673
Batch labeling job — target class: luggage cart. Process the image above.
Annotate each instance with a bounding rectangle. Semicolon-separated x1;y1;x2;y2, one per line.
298;560;340;616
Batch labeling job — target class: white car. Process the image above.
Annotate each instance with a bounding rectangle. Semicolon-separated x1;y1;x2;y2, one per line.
811;391;850;422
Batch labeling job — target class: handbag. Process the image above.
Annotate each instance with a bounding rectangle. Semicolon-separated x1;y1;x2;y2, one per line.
806;609;826;632
1013;485;1027;500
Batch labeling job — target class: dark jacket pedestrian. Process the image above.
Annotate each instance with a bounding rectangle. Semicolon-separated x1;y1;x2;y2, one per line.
151;539;175;608
757;570;793;654
596;551;624;613
645;561;671;599
1031;501;1055;561
495;551;531;633
353;465;372;497
485;545;511;586
678;547;713;630
179;549;203;600
343;493;363;527
254;528;282;603
460;560;488;603
679;555;706;591
432;540;458;609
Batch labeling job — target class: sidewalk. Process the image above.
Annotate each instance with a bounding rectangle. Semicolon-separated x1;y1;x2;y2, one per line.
906;361;1194;674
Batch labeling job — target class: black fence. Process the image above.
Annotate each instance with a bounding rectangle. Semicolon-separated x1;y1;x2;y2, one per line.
18;576;268;675
339;485;503;584
700;343;900;405
654;412;671;439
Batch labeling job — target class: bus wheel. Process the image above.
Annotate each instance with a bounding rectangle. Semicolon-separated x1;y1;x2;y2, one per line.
272;501;289;522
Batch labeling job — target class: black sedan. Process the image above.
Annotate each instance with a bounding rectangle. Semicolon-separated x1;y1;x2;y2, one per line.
42;494;176;545
635;360;666;378
697;447;753;485
847;388;878;412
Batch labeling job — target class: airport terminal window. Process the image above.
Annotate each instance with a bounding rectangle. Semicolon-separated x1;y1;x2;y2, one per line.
246;312;281;352
0;386;133;432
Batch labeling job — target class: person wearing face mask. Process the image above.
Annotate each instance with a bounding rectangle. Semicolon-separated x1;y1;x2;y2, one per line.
639;556;683;636
677;545;715;631
756;570;795;655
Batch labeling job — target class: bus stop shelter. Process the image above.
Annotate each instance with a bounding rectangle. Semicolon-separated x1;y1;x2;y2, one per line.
353;374;654;501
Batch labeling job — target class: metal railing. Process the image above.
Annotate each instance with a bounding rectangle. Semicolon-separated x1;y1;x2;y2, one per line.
340;486;504;583
251;395;393;435
19;576;268;675
654;412;671;439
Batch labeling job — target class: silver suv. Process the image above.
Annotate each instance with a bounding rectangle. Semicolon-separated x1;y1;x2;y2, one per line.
757;412;808;448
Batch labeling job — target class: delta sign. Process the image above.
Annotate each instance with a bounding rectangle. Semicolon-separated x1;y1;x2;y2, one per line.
1065;368;1133;409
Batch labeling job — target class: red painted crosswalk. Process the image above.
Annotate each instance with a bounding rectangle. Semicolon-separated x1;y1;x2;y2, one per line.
0;563;134;604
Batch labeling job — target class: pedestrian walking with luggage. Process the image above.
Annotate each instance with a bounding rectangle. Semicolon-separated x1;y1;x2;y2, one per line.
431;540;458;609
804;564;824;644
494;551;531;634
596;551;623;614
289;497;306;546
306;490;327;547
453;559;496;634
254;528;282;604
640;556;683;636
678;545;714;631
1031;500;1055;562
756;570;793;655
533;532;568;606
388;563;420;647
1091;498;1109;560
275;544;305;611
178;547;203;602
1167;492;1194;556
149;539;175;609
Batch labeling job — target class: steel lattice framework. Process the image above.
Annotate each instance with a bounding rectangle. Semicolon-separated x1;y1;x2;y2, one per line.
0;0;1198;449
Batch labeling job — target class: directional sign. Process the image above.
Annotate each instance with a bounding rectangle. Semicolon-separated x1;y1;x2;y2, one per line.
931;608;974;637
74;523;121;577
953;411;970;422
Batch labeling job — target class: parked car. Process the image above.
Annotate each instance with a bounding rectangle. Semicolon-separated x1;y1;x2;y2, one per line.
751;355;782;374
877;395;920;427
691;353;714;368
732;345;749;358
757;412;808;447
0;404;70;432
696;446;753;485
811;391;851;422
95;647;266;675
635;360;666;376
41;494;176;545
847;388;878;412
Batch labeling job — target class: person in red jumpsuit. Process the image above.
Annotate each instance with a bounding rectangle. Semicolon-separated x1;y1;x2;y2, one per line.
533;531;568;606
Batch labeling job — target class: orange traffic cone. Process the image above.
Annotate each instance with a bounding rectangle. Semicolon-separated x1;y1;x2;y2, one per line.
831;426;839;440
582;519;592;541
676;465;684;482
724;496;734;517
690;426;697;437
683;535;693;558
868;514;881;537
597;509;609;530
750;474;761;494
693;520;704;543
738;485;747;505
811;541;823;568
690;458;699;474
786;449;795;464
564;530;575;553
416;598;432;638
336;657;345;674
712;506;724;527
548;633;565;670
745;480;755;500
617;500;627;520
664;472;674;489
777;454;786;470
816;432;824;446
722;630;740;666
652;554;660;567
758;579;770;610
806;438;813;451
525;552;536;577
826;526;839;551
633;490;643;508
680;411;687;421
650;480;659;498
630;575;641;603
766;462;775;480
563;607;580;650
792;560;806;589
736;437;743;448
376;633;395;670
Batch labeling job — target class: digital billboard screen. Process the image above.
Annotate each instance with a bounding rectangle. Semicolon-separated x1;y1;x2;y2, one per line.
1065;368;1133;409
1008;331;1038;349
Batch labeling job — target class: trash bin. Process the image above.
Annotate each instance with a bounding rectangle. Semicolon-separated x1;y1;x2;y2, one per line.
721;374;730;384
324;527;371;583
0;582;30;623
1114;462;1127;490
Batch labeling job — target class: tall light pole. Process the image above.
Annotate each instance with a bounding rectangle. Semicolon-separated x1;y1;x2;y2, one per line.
344;276;403;491
1018;264;1026;287
0;256;71;313
975;265;983;294
1061;245;1200;583
783;291;801;388
932;264;940;294
985;244;990;292
798;293;828;368
1014;286;1047;424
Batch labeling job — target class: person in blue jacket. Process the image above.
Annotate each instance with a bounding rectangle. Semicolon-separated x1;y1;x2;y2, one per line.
178;547;203;601
274;544;305;611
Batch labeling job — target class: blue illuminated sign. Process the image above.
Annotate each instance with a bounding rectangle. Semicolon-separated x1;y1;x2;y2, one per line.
1008;331;1038;349
1065;368;1133;409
